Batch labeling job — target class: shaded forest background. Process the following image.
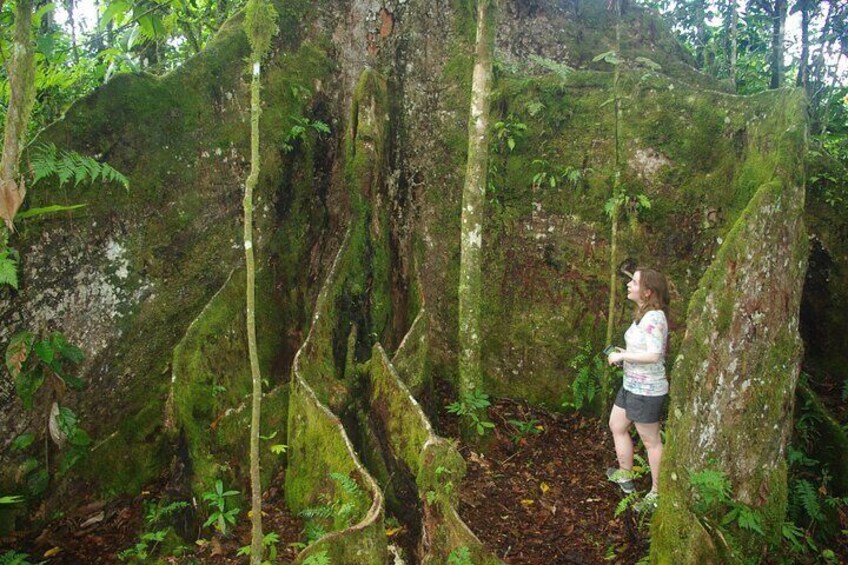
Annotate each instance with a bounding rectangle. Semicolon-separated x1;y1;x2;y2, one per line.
1;0;847;563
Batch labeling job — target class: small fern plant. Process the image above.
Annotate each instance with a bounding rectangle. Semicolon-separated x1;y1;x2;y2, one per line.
29;143;129;190
562;342;604;411
299;472;368;544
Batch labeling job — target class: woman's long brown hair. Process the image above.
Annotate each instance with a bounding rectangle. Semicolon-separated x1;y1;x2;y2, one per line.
634;268;670;323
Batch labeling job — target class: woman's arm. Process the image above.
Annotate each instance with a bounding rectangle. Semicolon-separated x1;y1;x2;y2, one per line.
607;311;667;366
608;349;661;365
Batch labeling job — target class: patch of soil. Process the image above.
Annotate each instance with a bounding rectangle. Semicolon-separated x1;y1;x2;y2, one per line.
2;469;304;564
434;384;651;564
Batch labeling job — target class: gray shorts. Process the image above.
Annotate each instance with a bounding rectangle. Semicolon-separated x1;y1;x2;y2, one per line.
614;387;667;424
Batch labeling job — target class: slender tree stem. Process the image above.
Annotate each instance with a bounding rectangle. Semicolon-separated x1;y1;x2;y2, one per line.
730;0;738;91
0;0;36;230
603;0;624;415
458;0;496;409
245;58;264;563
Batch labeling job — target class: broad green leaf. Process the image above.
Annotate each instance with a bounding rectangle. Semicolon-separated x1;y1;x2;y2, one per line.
634;56;662;71
11;433;35;451
63;374;85;390
592;50;617;63
6;332;34;380
16;204;87;221
99;0;130;29
69;428;92;447
50;332;85;364
33;340;55;364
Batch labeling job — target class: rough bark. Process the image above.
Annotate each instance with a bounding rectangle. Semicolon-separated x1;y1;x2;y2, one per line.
795;0;810;89
769;0;787;89
458;0;496;399
651;90;807;563
694;0;707;69
603;0;624;413
729;0;738;90
0;0;36;231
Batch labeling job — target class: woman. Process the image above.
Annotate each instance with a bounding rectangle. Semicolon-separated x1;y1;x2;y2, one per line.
606;268;670;509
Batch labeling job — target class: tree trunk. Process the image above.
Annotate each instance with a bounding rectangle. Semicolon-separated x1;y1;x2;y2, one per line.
458;0;496;402
651;90;807;564
243;1;278;562
603;0;624;415
66;0;79;64
695;0;707;69
769;0;787;89
0;0;36;231
729;0;738;90
796;0;810;89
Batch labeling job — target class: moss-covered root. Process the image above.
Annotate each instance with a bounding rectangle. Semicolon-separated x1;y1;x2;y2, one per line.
418;441;501;565
391;306;431;398
285;231;387;563
368;342;501;563
651;90;808;563
287;374;387;564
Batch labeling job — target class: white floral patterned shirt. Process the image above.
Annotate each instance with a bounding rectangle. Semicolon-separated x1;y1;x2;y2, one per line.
623;309;668;397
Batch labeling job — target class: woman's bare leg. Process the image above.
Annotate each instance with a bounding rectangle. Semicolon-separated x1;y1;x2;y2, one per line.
635;421;662;492
609;405;634;471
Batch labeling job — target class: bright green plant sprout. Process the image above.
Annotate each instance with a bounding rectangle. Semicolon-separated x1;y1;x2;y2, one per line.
301;550;331;565
281;115;330;153
237;531;281;564
446;390;495;436
0;550;41;565
202;480;240;536
562;342;604;411
447;545;473;565
507;418;542;444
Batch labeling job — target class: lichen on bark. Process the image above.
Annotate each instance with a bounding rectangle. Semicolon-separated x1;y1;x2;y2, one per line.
651;89;808;564
458;0;497;401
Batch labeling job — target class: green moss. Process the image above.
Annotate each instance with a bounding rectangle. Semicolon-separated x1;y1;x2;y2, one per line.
169;266;288;495
651;90;807;563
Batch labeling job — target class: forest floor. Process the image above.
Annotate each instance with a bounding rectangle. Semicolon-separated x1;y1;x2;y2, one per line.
4;394;649;565
435;391;650;565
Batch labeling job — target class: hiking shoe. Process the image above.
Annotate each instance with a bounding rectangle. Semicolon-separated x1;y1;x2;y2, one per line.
606;467;635;494
634;490;659;512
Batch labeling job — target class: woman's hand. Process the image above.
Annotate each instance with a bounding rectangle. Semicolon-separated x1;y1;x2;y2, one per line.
607;348;626;365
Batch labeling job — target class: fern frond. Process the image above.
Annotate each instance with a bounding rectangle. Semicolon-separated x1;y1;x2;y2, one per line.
299;505;333;520
102;163;130;190
331;472;362;497
795;479;823;522
615;491;640;517
28;143;129;191
56;153;77;187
